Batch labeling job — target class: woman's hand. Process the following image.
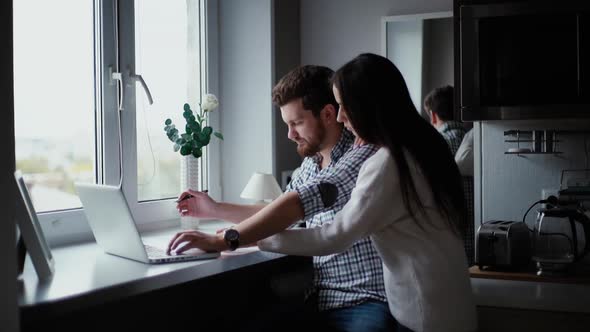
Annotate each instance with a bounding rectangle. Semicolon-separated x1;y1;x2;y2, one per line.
167;230;226;254
176;189;218;218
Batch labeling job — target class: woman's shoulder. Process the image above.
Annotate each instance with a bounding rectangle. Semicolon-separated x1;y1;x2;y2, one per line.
360;147;396;176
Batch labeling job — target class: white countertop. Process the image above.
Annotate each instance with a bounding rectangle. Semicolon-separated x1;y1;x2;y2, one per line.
17;221;281;315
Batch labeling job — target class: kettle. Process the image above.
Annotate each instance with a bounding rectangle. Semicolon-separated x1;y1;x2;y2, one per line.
533;201;590;276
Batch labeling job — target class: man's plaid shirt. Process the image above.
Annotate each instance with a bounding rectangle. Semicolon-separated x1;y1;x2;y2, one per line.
285;129;387;311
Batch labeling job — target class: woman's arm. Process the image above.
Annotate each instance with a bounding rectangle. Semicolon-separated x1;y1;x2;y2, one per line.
167;191;305;253
259;151;401;256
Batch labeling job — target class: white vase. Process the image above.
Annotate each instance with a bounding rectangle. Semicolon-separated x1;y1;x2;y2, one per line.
179;155;201;230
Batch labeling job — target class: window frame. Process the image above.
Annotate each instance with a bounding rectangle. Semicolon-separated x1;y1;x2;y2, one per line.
32;0;219;246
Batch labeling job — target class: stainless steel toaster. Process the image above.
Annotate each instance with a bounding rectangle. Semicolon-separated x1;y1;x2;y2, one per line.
475;220;532;269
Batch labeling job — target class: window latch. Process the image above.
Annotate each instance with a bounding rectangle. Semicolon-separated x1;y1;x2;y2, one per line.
130;73;154;106
110;67;154;111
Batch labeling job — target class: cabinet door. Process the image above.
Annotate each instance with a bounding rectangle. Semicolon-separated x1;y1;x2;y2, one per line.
581;14;590;101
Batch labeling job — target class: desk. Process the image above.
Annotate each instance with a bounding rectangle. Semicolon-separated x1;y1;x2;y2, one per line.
18;223;313;331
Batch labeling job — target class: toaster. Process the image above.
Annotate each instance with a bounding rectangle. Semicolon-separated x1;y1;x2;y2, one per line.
475;220;532;269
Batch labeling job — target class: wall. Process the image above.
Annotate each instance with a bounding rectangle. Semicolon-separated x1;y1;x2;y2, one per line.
272;0;302;186
0;0;19;330
386;20;423;111
476;120;590;229
422;17;453;102
219;0;274;203
300;0;452;69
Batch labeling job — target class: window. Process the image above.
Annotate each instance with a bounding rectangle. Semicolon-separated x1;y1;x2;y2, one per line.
13;0;95;213
134;0;205;202
13;0;213;245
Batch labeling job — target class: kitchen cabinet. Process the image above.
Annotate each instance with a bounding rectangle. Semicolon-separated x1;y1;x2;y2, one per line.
477;306;590;332
457;1;590;120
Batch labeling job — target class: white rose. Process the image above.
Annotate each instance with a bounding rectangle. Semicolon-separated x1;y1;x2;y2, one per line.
201;93;219;112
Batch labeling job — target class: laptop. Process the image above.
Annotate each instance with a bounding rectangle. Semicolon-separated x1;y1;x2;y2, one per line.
75;183;220;264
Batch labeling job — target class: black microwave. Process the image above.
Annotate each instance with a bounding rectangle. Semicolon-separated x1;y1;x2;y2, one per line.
459;1;590;120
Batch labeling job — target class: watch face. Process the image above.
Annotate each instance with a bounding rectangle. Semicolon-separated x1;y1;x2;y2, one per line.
225;229;239;241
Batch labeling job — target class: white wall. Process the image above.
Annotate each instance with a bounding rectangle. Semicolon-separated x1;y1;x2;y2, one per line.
476;120;590;229
386;20;423;111
219;0;274;203
300;0;452;69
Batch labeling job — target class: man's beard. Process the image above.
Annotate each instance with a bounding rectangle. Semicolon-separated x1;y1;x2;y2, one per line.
296;125;326;157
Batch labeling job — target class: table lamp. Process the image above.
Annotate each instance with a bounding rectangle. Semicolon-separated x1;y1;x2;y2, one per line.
240;172;283;204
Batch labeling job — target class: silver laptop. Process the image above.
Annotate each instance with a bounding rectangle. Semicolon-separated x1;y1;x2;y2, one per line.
75;183;220;264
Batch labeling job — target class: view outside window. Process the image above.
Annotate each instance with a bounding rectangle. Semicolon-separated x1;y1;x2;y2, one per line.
14;0;95;212
135;0;202;201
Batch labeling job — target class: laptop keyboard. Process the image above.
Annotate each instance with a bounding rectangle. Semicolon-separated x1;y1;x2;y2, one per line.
144;244;172;258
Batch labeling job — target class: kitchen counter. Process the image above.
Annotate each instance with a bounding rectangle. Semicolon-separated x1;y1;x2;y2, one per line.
469;266;590;313
470;265;590;284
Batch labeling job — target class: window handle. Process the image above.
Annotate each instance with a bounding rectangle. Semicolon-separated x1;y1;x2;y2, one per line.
130;73;154;105
110;67;124;111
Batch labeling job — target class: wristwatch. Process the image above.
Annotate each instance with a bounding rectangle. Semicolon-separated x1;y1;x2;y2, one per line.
223;228;240;251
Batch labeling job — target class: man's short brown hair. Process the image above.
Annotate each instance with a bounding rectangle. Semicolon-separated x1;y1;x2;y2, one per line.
272;65;337;117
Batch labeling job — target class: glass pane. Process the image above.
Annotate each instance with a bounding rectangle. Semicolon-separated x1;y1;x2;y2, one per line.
13;0;95;212
135;0;202;201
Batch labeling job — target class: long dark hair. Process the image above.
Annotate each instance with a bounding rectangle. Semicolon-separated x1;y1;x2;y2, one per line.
332;53;465;234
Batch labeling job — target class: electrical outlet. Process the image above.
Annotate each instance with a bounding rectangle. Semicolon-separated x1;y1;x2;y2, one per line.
541;188;559;200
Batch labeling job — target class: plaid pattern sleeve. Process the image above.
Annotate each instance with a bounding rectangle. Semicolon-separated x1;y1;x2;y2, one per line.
296;144;380;220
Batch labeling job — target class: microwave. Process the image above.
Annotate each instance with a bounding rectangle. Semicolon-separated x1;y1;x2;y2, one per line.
459;1;590;120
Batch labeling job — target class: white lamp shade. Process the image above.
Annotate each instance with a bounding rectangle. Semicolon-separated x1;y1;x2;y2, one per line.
240;172;283;201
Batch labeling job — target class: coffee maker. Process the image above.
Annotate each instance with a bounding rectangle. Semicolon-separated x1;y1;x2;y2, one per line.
533;197;590;276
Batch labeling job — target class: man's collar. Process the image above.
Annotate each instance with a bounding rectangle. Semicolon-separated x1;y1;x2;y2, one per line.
330;129;354;162
310;129;354;166
437;121;464;133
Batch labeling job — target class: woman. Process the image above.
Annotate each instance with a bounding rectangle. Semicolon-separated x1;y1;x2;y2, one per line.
169;53;477;332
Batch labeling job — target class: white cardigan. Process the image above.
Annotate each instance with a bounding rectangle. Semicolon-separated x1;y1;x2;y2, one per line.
259;147;477;332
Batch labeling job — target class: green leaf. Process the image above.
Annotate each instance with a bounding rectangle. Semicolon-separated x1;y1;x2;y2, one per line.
190;122;201;133
165;118;172;126
214;132;224;140
202;126;213;136
175;138;185;145
181;133;191;141
183;111;192;119
173;143;181;152
191;140;202;149
180;144;192;156
183;103;191;112
185;124;193;135
199;132;210;146
189;115;196;122
191;148;202;158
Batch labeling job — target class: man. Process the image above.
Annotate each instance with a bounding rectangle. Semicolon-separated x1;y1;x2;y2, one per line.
172;65;394;331
424;85;474;266
424;85;466;155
